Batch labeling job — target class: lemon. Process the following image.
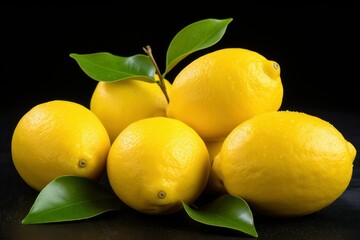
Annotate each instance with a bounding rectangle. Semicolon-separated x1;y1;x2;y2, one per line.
90;78;171;143
214;110;356;217
166;48;283;141
203;140;227;194
107;117;210;215
11;100;111;191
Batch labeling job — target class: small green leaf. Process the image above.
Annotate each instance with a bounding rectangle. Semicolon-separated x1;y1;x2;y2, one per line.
164;18;233;75
182;194;258;237
70;52;156;83
22;175;123;224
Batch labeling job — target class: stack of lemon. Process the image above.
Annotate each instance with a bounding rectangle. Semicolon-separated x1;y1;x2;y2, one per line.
11;47;356;217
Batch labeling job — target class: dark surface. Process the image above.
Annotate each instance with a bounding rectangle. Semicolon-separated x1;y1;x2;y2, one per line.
1;4;359;240
1;109;359;240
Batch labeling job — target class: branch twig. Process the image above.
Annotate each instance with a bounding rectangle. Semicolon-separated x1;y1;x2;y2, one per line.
143;45;170;103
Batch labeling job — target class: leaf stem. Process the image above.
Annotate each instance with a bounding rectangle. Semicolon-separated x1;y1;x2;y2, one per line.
143;45;170;103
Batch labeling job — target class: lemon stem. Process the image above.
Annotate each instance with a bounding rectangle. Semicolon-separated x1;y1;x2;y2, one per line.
143;45;170;103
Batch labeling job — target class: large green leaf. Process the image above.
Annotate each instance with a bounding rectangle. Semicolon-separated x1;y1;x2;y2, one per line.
22;176;123;224
70;52;156;83
182;194;258;237
164;18;233;75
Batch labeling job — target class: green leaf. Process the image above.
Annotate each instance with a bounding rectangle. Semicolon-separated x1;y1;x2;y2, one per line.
70;52;156;83
164;18;233;75
182;194;258;237
22;175;123;224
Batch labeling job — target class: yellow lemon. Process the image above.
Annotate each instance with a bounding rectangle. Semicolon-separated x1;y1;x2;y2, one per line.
203;140;227;194
11;100;111;191
90;78;171;143
214;110;356;217
107;117;210;215
166;48;283;141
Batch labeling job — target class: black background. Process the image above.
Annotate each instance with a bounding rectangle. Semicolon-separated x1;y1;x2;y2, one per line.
2;3;357;156
1;4;358;113
1;3;359;240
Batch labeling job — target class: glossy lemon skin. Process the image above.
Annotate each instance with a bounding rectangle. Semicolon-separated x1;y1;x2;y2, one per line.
107;117;210;215
167;48;283;141
214;110;356;217
11;100;111;191
90;79;171;143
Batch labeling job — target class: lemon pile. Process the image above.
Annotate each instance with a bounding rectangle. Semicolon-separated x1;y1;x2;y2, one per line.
11;47;356;218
